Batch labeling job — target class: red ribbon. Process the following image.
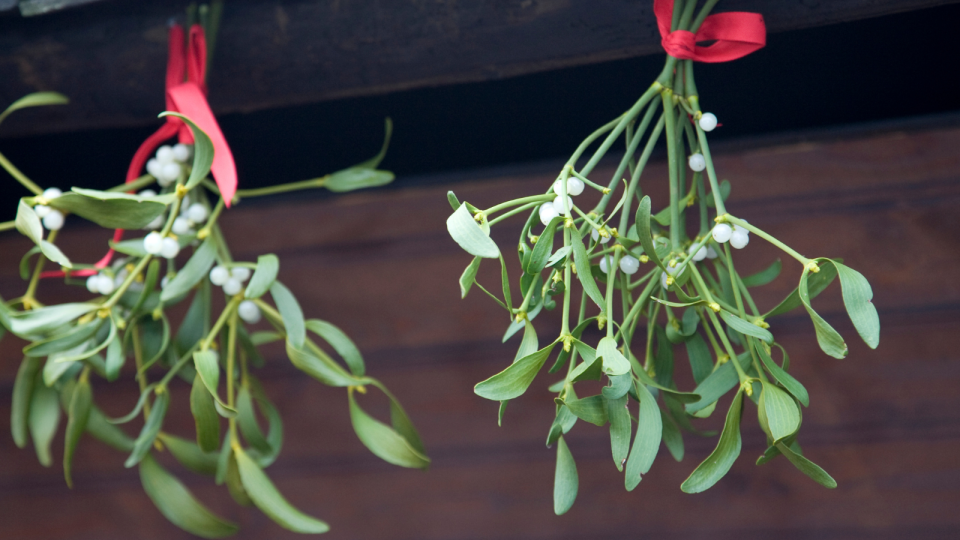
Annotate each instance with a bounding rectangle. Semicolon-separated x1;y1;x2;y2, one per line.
43;23;237;279
654;0;765;63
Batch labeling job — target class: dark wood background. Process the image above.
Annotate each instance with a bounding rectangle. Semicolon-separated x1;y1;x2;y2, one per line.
1;114;958;539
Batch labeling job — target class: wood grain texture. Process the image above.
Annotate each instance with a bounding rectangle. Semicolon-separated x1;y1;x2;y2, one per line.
1;0;958;137
1;122;959;539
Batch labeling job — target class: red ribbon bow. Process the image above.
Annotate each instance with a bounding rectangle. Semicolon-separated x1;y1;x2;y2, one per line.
45;24;236;279
654;0;766;63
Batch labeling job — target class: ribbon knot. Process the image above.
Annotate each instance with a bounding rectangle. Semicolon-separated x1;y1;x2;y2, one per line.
654;0;766;63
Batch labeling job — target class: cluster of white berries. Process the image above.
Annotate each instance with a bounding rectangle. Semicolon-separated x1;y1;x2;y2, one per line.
146;144;192;187
598;253;641;276
85;272;116;295
687;113;718;172
172;200;209;236
688;243;718;262
209;265;261;323
33;188;65;231
143;232;181;259
712;221;750;249
539;177;586;225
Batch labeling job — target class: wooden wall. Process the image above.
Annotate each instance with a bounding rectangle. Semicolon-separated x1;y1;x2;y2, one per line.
2;119;959;539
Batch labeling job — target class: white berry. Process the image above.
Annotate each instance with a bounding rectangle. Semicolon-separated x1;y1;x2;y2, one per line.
553;178;585;197
161;276;170;289
688;153;706;172
552;195;573;215
143;232;163;254
223;277;242;296
42;187;62;200
144;215;164;230
42;210;64;231
172;217;193;235
172;143;192;162
146;158;163;179
139;189;157;198
591;228;611;244
209;266;230;286
186;203;208;223
160;162;181;184
712;223;733;243
230;267;251;282
96;274;115;295
660;264;677;289
86;275;100;294
598;254;614;274
730;230;750;249
156;145;175;163
238;300;262;324
706;246;719;259
619;255;640;275
689;244;707;261
34;205;51;218
160;237;180;258
699;112;718;132
539;203;560;226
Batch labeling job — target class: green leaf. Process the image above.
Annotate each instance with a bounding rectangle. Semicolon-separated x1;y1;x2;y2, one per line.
11;356;42;448
553;436;578;515
47;188;174;230
85;405;135;452
526;217;560;275
28;376;60;466
235;446;330;534
348;387;430;469
776;441;837;488
158;433;220;476
7;303;96;339
245;254;279;300
176;281;211;355
605;394;631;471
718;309;774;344
0;91;69;125
755;342;809;407
23;319;102;358
125;391;169;468
683;352;749;414
190;374;221;452
355;117;393;169
111;234;194;258
660;408;684;462
446;191;461;211
499;254;514;315
239;380;285;467
798;268;848;359
625;382;662;491
39;240;72;268
140;454;239;538
305;319;365;377
568;225;606;310
447;203;500;259
15;199;43;244
741;259;782;287
161;237;217;302
558;395;607;426
103;384;156;425
681;389;744;493
833;261;880;349
601;372;633;400
193;350;221;401
63;376;92;488
286;340;366;387
704;179;731;208
105;333;124;382
685;333;712;385
474;343;556;401
271;281;305;349
237;386;272;456
226;451;254;507
635;196;665;272
765;260;838;318
159;113;214;190
546;245;572;268
758;381;801;442
597;336;631;376
459;256;482;298
324;167;394;192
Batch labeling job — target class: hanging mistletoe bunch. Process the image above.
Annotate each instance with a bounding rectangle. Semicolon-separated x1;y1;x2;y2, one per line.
446;0;879;514
0;90;428;537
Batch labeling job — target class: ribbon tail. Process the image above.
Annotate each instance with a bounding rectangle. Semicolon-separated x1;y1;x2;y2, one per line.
167;83;238;206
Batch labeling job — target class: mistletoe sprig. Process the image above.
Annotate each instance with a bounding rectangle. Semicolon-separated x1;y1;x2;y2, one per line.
446;0;879;515
1;93;428;537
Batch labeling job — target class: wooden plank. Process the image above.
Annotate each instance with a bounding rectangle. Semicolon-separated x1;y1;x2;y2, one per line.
1;0;957;137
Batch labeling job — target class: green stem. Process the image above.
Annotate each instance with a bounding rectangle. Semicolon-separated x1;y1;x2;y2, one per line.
489;201;543;227
132;326;152;419
0;150;43;195
724;215;811;266
201;296;242;351
617;113;666;234
485;193;554;216
604;248;623;338
226;307;239;444
106;174;155;193
0;220;15;232
662;93;681;250
234;176;329;199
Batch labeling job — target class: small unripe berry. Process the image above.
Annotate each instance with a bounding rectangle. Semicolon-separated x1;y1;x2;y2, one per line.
699;112;718;132
42;209;65;231
712;223;733;243
209;266;230;285
143;232;164;254
688;153;706;172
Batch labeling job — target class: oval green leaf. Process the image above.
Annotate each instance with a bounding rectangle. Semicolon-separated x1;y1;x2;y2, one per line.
235;446;330;534
140;453;239;538
474;343;556;401
348;387;430;469
681;389;744;494
447;203;499;259
553;436;578;515
245;254;279;299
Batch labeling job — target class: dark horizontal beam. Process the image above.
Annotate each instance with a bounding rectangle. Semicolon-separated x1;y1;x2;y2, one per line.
1;0;956;137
